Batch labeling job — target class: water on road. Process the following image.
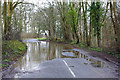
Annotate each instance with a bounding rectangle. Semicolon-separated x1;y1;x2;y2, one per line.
3;39;119;78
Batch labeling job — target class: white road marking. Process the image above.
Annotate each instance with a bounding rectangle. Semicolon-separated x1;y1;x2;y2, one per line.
63;60;76;78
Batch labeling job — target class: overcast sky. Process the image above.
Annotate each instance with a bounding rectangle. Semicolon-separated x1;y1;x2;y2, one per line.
5;0;120;2
2;0;120;7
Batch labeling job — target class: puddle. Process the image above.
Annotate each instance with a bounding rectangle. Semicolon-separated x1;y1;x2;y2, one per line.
89;59;104;67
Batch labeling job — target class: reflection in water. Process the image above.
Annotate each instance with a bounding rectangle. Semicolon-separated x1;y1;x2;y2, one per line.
89;59;104;67
11;41;104;73
13;41;64;71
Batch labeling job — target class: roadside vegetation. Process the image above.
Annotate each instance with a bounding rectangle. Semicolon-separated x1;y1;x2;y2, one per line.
2;40;27;70
38;38;47;41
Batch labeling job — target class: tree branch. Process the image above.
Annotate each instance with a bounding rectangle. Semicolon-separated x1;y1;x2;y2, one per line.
102;2;109;23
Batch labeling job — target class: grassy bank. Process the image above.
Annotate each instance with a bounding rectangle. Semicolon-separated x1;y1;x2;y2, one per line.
38;38;120;59
38;38;47;41
68;41;120;58
1;40;27;71
69;42;120;58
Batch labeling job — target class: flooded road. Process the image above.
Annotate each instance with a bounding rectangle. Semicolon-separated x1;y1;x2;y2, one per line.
3;39;119;78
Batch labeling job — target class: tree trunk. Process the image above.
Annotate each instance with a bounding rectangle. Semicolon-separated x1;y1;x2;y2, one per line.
85;2;89;46
101;2;109;49
6;1;13;40
0;0;2;34
113;1;120;41
8;1;12;33
3;1;7;35
79;2;82;43
19;6;23;32
24;11;27;32
110;2;120;51
70;6;79;43
89;14;92;46
82;2;85;43
82;2;89;46
51;6;56;40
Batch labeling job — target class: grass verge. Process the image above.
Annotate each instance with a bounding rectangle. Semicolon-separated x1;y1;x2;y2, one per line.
2;40;27;71
38;38;47;41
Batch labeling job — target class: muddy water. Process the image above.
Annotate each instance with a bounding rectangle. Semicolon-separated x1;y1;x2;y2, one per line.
14;41;75;71
2;39;118;78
